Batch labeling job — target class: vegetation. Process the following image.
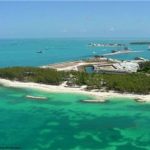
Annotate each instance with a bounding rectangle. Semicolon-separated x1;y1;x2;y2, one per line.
0;67;65;85
71;72;150;94
0;67;150;94
130;42;150;45
138;61;150;73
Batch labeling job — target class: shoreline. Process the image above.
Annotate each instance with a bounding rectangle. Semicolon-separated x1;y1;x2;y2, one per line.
0;78;150;102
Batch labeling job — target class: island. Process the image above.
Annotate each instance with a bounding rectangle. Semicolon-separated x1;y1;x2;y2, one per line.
88;42;125;47
0;57;149;103
130;41;150;45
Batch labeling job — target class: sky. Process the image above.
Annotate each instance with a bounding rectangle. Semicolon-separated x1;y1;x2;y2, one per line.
0;1;150;38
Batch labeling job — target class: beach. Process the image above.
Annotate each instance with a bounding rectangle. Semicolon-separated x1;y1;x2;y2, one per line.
0;78;149;102
1;2;150;149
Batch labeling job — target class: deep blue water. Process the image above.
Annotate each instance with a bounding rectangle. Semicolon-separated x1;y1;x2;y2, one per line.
0;38;150;67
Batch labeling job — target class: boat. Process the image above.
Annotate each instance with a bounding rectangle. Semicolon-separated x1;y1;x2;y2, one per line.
148;45;150;50
36;51;43;54
134;98;146;103
80;99;107;103
26;95;47;100
111;50;118;53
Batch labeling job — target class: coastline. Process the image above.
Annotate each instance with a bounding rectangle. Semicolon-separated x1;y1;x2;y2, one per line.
0;78;150;102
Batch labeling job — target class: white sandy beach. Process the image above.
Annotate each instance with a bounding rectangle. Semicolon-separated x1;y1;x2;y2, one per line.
0;78;150;102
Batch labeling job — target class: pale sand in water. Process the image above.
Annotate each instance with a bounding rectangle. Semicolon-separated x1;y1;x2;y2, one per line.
103;50;143;56
0;78;150;102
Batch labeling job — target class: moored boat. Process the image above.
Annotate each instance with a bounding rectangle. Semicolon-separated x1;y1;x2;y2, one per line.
80;99;107;103
36;51;43;53
134;98;146;103
26;95;47;100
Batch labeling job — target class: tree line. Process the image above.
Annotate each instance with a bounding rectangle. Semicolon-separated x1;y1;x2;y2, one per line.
0;66;149;94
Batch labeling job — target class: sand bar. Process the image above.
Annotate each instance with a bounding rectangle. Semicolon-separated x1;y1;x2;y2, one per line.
103;50;143;56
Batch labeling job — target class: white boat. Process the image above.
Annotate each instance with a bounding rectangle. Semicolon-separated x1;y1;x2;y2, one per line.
80;99;107;103
26;95;47;100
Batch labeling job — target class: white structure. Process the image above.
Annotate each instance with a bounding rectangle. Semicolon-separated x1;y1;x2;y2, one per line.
113;61;139;73
94;61;140;73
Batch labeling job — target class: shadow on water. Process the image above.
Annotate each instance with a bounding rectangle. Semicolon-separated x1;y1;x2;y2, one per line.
22;110;150;150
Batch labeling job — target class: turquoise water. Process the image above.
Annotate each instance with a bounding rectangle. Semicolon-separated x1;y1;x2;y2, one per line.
85;66;94;73
0;86;150;150
0;38;150;67
0;38;150;149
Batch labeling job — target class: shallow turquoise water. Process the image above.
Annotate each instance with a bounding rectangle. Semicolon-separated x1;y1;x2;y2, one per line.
0;38;150;149
0;86;150;150
0;38;150;67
